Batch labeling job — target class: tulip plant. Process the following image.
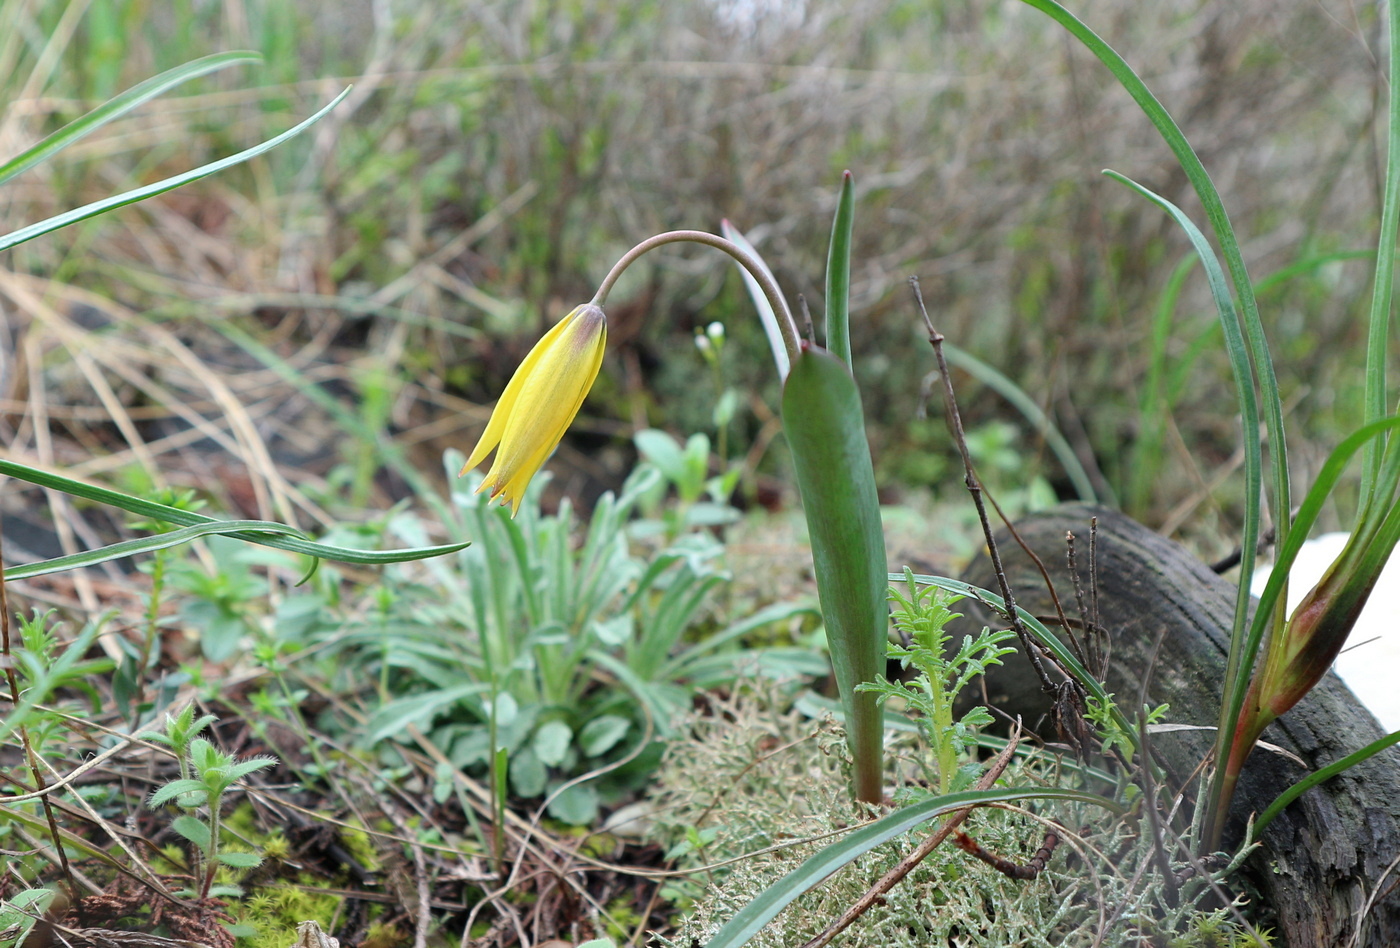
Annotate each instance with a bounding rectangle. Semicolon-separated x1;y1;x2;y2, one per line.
462;175;892;804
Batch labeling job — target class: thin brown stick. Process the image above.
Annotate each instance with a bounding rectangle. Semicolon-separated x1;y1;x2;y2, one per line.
796;723;1023;948
1088;517;1101;651
1137;706;1180;907
1065;529;1107;679
909;277;1054;694
1066;531;1093;668
983;487;1079;675
953;828;1060;880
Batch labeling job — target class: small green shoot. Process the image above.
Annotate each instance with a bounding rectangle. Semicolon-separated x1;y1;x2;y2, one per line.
860;569;1016;795
144;712;276;899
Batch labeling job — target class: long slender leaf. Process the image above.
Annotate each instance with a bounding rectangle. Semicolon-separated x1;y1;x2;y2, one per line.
5;519;302;579
704;786;1123;948
1019;0;1288;553
1254;728;1400;839
1100;172;1263;763
823;171;854;367
782;346;888;802
661;600;819;679
0;87;352;252
1361;0;1400;506
0;457;467;565
0;51;260;187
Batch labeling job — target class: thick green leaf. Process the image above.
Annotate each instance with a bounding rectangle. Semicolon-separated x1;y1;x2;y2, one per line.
781;346;888;802
0;52;260;187
823;171;854;367
0;457;468;565
532;720;573;767
216;851;263;868
366;682;488;744
0;87;352;252
579;715;630;757
148;778;207;807
704;785;1123;948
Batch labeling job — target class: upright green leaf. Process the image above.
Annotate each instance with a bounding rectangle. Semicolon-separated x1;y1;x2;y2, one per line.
1019;0;1288;553
781;345;887;802
1101;172;1264;734
1362;0;1400;507
824;171;855;367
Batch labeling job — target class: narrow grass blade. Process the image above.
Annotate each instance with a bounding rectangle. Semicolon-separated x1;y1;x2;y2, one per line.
0;458;467;565
0;51;261;187
824;171;854;367
720;219;791;379
782;346;888;802
0;87;352;252
704;786;1124;948
1361;0;1400;506
5;519;303;579
660;600;819;679
1101;172;1264;729
942;342;1099;503
1254;729;1400;839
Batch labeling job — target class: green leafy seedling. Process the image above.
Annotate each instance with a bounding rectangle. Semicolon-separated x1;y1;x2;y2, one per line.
860;569;1017;795
146;714;275;899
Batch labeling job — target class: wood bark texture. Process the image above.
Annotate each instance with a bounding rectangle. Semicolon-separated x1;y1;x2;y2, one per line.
954;504;1400;947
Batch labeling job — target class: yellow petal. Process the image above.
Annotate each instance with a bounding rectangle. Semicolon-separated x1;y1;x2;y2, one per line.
463;304;607;516
461;309;585;475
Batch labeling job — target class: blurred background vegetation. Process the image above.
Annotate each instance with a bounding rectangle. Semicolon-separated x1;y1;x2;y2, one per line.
1;0;1389;562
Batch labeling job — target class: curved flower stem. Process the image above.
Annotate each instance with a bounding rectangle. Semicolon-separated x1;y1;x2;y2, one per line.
591;230;802;366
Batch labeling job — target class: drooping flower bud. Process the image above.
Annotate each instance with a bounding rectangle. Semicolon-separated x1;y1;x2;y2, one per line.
460;304;607;515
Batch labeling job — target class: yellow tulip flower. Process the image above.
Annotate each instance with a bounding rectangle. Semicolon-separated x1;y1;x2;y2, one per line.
460;304;607;515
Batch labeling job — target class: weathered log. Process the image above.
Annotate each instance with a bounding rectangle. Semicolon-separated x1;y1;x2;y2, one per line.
954;503;1400;947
